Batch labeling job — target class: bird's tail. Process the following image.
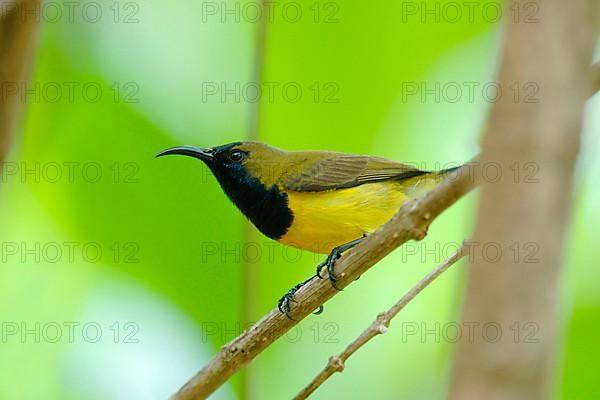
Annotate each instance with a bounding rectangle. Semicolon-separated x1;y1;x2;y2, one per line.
429;164;463;184
400;165;462;198
439;165;461;174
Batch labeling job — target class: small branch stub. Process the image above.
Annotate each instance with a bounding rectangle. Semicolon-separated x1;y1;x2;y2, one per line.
329;356;345;372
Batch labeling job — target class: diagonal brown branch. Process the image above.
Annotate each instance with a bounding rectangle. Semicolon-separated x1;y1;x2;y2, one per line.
170;58;600;400
170;161;481;400
171;60;600;400
293;241;470;400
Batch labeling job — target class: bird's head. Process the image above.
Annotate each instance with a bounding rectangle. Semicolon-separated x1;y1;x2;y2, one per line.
157;141;296;239
156;141;289;187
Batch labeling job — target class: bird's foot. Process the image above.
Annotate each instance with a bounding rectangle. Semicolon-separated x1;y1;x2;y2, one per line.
277;277;324;320
316;237;366;290
316;251;343;290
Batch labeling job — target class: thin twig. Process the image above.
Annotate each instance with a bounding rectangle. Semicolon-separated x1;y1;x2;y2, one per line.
170;162;481;400
294;242;469;399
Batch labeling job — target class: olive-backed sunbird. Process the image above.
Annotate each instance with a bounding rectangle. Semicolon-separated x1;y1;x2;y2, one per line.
157;141;458;316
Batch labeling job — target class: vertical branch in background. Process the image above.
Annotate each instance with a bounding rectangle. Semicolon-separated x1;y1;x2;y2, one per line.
241;1;269;399
0;0;42;170
450;1;600;400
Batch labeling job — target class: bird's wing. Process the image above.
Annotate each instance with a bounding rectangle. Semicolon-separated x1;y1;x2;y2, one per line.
282;153;427;192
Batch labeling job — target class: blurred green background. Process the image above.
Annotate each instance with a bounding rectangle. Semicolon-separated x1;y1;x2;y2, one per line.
1;0;599;399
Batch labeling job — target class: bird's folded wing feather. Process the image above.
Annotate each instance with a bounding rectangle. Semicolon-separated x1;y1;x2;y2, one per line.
282;153;427;192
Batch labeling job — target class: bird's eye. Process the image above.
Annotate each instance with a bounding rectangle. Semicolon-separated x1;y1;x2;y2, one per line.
229;150;245;162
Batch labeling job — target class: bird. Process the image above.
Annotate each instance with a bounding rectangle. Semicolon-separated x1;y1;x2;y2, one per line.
157;141;458;317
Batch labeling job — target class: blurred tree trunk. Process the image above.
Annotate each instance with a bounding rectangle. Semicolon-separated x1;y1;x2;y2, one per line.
0;0;41;168
450;1;599;399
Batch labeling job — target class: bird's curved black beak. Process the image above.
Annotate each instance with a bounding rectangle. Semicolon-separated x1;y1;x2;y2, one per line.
156;146;215;162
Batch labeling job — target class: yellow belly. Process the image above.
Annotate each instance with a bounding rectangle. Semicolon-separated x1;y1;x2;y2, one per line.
278;181;410;254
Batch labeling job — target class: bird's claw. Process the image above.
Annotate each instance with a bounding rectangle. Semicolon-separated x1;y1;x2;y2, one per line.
277;284;300;319
277;281;324;319
316;250;343;291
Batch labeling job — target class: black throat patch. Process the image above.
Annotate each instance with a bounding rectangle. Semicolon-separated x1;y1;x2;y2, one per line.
208;163;293;240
